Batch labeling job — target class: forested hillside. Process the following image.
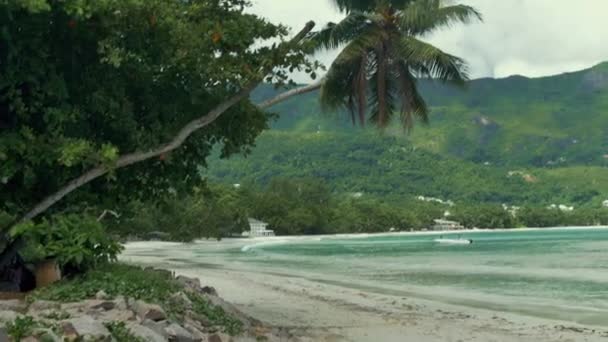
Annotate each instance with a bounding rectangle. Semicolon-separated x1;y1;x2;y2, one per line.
207;63;608;207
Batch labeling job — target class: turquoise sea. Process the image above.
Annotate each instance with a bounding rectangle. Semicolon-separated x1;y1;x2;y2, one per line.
126;228;608;327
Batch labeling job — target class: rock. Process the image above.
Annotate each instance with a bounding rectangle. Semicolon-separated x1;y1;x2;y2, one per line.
141;319;170;339
0;328;8;341
183;322;207;341
208;333;230;342
85;299;116;311
62;315;112;341
0;310;19;325
133;300;167;321
20;336;38;342
176;276;201;290
95;290;110;300
113;296;128;310
127;322;168;342
169;292;192;309
29;300;60;312
201;286;218;296
33;328;62;342
186;310;212;327
165;322;199;342
94;308;136;323
0;299;27;313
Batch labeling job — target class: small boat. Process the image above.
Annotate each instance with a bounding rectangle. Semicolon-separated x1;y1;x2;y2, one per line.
433;238;473;245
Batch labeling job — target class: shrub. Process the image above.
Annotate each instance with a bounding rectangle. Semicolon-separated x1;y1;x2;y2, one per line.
13;214;123;274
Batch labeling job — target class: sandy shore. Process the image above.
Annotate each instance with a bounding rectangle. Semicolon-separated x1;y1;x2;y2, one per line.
121;232;608;342
148;266;606;342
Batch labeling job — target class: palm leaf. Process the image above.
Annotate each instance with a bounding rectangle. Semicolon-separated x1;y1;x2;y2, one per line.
310;11;370;51
397;36;468;84
331;0;415;13
399;0;482;35
396;61;428;130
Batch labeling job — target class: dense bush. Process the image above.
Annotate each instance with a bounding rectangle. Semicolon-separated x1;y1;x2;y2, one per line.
13;214;122;274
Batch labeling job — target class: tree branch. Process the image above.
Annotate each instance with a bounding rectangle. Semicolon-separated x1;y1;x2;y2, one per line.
257;80;324;109
0;21;316;268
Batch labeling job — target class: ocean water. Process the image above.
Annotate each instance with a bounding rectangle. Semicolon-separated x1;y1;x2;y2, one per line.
124;228;608;327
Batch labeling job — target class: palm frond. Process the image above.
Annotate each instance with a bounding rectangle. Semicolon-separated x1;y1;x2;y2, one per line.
331;0;415;13
320;28;381;114
399;0;482;36
396;61;428;131
310;11;371;51
397;36;469;84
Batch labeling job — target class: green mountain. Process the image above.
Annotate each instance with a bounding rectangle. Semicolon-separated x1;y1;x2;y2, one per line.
206;63;608;207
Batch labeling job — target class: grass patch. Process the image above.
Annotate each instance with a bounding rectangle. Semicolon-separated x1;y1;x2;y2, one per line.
28;263;179;303
27;263;243;335
6;316;38;341
105;321;145;342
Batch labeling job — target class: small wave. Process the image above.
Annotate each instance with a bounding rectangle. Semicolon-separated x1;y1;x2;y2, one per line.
241;238;291;252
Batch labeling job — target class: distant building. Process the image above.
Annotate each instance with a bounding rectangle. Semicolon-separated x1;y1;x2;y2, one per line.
431;219;464;231
247;218;275;237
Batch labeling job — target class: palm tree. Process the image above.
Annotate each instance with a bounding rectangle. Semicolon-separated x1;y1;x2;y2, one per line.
314;0;481;129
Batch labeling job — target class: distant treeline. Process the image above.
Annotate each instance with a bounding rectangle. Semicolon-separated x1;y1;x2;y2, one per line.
106;178;608;241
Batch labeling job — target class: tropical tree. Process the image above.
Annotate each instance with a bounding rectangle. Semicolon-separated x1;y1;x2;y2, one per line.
0;0;319;267
315;0;481;129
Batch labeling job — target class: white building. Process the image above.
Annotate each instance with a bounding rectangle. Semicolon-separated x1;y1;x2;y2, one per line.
247;218;275;237
431;219;464;231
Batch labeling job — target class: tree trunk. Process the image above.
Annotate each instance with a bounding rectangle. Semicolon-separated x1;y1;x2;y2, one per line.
0;21;316;269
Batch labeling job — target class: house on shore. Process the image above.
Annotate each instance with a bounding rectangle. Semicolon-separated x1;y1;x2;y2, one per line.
431;219;465;231
243;218;275;237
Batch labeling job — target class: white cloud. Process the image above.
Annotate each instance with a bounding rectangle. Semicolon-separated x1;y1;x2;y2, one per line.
248;0;608;82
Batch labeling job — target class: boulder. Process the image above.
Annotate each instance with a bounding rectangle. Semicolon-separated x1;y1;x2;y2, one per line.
0;327;9;341
0;310;19;325
201;286;218;296
62;315;112;341
169;292;192;309
29;300;60;312
85;299;116;311
127;322;168;342
113;296;128;310
33;328;62;342
183;322;207;341
133;300;167;321
94;308;136;323
164;322;199;342
176;276;201;290
0;299;27;313
95;290;110;300
209;333;230;342
141;319;170;339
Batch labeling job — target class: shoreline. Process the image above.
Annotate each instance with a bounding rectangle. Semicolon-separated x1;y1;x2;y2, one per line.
154;264;608;342
121;227;608;342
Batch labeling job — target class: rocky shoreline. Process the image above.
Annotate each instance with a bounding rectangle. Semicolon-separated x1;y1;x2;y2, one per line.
0;269;285;342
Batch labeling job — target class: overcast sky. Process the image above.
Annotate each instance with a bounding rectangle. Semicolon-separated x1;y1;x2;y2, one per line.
248;0;608;83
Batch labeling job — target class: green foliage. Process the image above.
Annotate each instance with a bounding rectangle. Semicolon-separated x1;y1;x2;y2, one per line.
105;321;145;342
29;263;243;335
0;0;317;230
13;214;122;273
6;315;38;341
187;292;243;335
28;263;178;303
109;184;249;241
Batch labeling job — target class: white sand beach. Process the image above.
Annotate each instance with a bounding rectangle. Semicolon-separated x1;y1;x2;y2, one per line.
121;232;608;342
